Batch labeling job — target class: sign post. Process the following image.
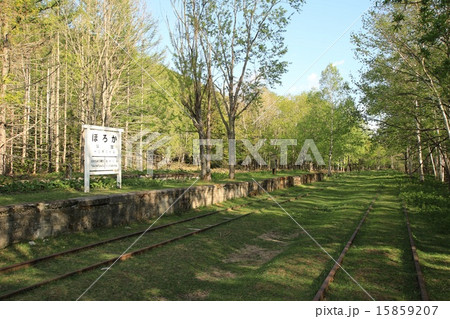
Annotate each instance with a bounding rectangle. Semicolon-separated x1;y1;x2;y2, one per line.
83;125;123;193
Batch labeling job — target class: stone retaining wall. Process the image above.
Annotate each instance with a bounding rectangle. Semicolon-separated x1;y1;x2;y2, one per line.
123;172;199;180
0;173;323;249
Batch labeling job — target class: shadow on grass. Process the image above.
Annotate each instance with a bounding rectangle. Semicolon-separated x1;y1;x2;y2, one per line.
3;171;444;301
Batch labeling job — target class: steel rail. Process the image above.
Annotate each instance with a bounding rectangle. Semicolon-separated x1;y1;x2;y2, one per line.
402;202;429;301
313;195;379;301
0;212;253;300
0;207;236;274
0;191;310;274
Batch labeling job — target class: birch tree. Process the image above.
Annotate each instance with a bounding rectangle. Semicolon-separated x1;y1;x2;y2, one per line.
207;0;305;179
353;3;450;184
170;0;213;180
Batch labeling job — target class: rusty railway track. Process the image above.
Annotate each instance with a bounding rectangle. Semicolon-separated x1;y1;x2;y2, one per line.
0;212;253;300
313;194;430;301
0;205;239;274
402;202;429;301
0;191;309;275
313;195;379;301
0;188;314;300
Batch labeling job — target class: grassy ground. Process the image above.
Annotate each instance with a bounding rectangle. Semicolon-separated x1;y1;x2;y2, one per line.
325;177;418;300
399;176;450;301
0;169;308;206
0;171;447;300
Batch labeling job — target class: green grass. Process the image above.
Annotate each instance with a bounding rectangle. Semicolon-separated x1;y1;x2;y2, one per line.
399;176;450;301
0;171;448;300
0;169;308;206
325;186;419;300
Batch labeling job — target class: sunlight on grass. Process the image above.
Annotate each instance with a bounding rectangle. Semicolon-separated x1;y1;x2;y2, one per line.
0;171;448;301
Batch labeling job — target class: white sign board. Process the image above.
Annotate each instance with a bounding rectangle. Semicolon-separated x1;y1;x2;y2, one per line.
83;125;123;193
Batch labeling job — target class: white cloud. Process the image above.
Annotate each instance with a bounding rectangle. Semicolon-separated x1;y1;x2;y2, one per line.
332;60;345;67
307;73;319;90
284;72;320;96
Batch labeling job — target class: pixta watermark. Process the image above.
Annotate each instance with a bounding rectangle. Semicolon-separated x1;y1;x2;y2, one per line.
126;132;324;176
193;138;324;166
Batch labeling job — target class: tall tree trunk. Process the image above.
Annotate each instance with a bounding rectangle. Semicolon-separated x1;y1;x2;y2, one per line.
0;22;10;175
438;147;445;183
33;73;39;174
204;62;213;181
0;103;5;175
39;91;44;172
9;106;14;174
22;56;31;165
198;130;207;179
328;125;334;176
139;113;143;171
327;103;334;176
407;145;413;176
420;58;450;142
414;103;424;182
428;146;437;178
62;39;68;168
205;101;212;180
404;150;408;173
79;86;86;172
46;65;53;172
228;119;236;180
432;109;446;182
138;57;144;171
124;67;130;168
55;32;61;172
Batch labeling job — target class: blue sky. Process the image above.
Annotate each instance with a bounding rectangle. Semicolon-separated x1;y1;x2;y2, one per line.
146;0;375;97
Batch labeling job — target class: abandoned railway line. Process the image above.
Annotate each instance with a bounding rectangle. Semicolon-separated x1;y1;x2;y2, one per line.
313;194;430;301
313;195;380;301
0;212;253;300
0;190;312;300
0;173;442;301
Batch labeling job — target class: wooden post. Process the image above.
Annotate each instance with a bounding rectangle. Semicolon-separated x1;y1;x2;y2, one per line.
84;126;90;193
117;130;122;189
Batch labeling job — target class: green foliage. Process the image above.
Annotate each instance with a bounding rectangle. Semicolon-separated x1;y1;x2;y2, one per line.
0;175;179;195
211;172;229;181
353;1;450;178
399;176;450;231
0;178;82;194
122;177;164;189
206;0;305;89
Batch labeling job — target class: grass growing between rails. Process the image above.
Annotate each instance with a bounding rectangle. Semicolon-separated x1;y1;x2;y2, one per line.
324;185;419;300
1;170;430;301
318;172;449;301
0;169;308;206
0;171;446;300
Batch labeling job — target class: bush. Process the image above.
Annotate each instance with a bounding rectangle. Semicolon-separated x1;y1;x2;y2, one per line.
399;176;450;232
0;176;120;194
122;177;164;188
211;172;229;181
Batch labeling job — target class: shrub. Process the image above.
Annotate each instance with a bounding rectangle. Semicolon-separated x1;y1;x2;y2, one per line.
399;176;450;232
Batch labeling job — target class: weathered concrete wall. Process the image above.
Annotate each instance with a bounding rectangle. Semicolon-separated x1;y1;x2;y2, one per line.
123;172;199;180
0;173;323;249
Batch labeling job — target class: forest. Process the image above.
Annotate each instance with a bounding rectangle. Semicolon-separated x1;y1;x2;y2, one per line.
0;0;448;186
0;0;449;306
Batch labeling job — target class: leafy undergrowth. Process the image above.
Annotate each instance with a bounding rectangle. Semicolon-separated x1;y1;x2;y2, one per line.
398;176;450;301
0;169;308;206
399;176;450;233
